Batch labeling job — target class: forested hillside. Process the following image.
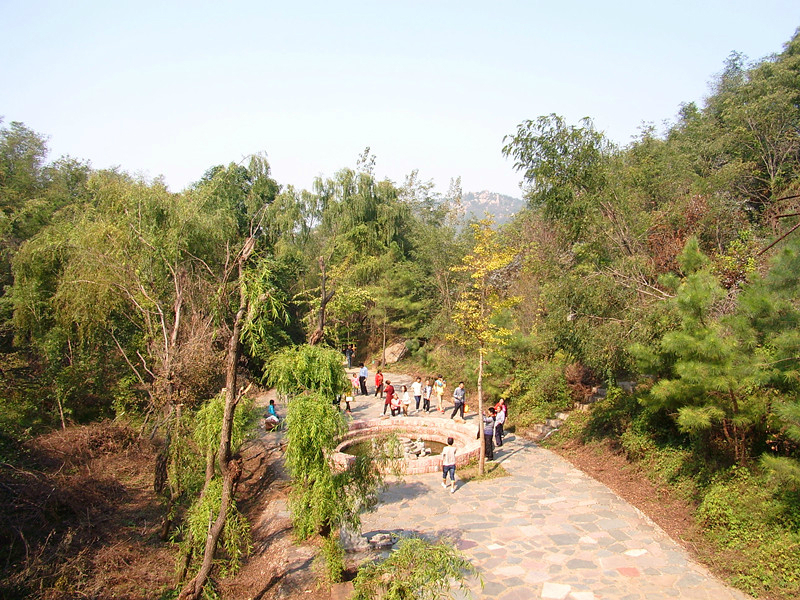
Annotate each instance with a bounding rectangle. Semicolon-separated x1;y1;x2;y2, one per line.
1;27;800;600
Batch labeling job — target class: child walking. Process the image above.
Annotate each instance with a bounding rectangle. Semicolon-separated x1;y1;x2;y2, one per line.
422;378;433;412
441;437;457;493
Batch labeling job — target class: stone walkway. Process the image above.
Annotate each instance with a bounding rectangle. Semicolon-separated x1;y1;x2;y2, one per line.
345;370;752;600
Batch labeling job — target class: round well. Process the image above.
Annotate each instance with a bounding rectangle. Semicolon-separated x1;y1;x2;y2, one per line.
332;416;482;475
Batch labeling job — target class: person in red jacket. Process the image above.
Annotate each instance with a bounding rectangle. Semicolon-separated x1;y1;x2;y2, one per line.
383;380;395;415
374;369;384;398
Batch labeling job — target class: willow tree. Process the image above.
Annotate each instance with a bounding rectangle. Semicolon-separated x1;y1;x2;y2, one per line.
11;170;240;425
267;344;387;581
450;218;518;474
178;229;287;600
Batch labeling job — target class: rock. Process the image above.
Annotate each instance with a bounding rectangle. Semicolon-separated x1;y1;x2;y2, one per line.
383;341;408;365
330;582;354;600
339;523;370;552
368;533;395;548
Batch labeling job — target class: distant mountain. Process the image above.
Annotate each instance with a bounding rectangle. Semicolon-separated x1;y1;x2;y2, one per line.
460;191;525;224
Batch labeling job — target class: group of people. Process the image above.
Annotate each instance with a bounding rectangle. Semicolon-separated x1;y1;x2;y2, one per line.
369;372;456;416
441;397;508;493
345;364;510;490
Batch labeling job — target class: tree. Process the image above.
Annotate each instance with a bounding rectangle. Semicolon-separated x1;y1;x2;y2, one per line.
632;238;776;464
502;114;610;240
12;170;239;416
179;228;285;600
450;218;518;474
267;344;387;581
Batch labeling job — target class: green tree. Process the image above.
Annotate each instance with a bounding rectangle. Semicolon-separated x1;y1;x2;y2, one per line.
502;114;610;240
179;228;284;600
632;238;775;463
267;344;386;581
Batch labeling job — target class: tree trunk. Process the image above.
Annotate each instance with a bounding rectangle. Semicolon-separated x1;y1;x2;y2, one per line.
309;256;335;345
477;347;485;476
178;244;251;600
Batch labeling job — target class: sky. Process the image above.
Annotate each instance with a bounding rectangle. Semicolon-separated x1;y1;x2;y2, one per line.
1;1;798;199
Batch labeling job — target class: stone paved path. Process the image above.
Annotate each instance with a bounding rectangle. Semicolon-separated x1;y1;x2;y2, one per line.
345;370;752;600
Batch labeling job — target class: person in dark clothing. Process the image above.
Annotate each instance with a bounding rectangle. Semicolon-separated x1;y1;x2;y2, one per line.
358;363;368;395
483;407;496;460
344;344;354;368
450;381;466;419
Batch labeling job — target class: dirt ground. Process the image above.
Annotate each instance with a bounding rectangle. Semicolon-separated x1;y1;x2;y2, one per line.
216;433;331;600
1;422;176;599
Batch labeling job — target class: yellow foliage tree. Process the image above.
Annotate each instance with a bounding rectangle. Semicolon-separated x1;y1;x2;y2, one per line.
451;217;518;474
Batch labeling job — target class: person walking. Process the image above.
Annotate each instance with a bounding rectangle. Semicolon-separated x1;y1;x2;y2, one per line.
434;375;446;413
374;369;384;398
494;401;506;447
411;376;423;412
483;408;496;460
441;437;457;493
450;381;466;420
383;380;395;416
345;344;354;368
358;363;368;395
422;378;433;412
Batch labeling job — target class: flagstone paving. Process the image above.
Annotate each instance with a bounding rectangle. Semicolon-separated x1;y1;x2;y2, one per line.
346;371;752;600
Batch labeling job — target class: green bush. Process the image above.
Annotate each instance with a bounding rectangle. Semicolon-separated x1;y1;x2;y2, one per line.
584;386;639;439
619;429;655;461
697;467;800;597
508;358;572;427
352;537;478;600
318;535;345;583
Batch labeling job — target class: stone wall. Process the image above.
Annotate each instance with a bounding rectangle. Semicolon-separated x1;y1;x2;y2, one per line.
332;416;482;475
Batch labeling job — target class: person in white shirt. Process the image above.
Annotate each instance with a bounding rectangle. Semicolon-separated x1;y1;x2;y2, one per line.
441;437;457;493
411;376;423;412
401;385;411;416
358;363;369;395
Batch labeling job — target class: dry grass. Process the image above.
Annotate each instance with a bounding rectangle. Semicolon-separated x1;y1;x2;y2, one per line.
1;420;176;600
457;458;509;482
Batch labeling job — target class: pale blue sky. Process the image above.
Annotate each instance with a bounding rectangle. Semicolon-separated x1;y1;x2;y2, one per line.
1;1;798;198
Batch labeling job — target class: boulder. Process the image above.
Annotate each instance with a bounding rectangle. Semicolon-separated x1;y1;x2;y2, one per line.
383;341;408;364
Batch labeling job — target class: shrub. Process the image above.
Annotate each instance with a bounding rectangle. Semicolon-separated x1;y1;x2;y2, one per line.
508;358;572;427
352;537;478;600
697;466;800;597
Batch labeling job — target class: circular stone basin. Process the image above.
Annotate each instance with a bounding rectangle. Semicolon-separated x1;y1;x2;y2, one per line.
332;416;482;475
